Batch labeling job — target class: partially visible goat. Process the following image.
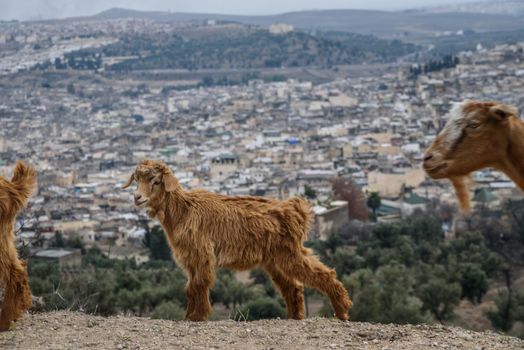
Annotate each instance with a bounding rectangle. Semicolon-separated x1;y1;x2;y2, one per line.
124;160;352;321
0;161;36;331
424;100;524;211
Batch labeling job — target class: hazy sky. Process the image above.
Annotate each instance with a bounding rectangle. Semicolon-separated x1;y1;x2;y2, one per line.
0;0;482;21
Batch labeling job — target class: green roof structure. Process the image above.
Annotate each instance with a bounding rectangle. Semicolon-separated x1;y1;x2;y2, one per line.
403;192;428;205
472;188;496;203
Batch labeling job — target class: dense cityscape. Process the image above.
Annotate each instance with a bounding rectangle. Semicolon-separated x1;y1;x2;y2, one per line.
2;17;524;250
1;5;524;342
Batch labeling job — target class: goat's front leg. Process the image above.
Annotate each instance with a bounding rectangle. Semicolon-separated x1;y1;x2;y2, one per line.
0;287;14;331
0;263;32;331
185;258;215;321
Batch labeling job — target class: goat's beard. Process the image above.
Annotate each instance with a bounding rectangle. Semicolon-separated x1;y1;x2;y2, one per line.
147;208;165;222
147;208;157;218
450;175;471;213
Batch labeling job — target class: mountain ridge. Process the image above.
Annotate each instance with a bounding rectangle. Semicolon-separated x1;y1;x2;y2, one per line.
93;7;524;38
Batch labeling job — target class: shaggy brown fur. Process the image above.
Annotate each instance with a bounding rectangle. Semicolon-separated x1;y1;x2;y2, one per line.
424;100;524;211
0;161;36;331
123;160;352;321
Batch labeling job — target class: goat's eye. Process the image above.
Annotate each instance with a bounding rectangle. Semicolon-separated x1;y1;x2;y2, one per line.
466;123;481;129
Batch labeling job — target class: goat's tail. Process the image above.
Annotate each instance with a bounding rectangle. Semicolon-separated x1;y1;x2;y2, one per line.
287;197;313;242
11;161;37;205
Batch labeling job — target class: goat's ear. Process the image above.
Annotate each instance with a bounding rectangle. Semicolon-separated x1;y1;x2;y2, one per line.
163;174;179;192
490;104;518;121
122;174;135;189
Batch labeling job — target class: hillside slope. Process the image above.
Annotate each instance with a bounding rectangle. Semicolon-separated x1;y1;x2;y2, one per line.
99;29;415;71
1;311;522;350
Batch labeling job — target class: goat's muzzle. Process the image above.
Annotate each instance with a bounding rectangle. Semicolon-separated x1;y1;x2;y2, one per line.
423;159;449;179
134;193;148;207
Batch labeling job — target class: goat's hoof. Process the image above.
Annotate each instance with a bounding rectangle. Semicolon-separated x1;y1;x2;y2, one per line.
335;313;349;321
185;313;208;322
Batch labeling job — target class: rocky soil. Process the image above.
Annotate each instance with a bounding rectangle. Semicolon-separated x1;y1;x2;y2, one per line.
0;311;522;350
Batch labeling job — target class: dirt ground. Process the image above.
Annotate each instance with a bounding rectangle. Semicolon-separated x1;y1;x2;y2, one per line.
0;311;522;350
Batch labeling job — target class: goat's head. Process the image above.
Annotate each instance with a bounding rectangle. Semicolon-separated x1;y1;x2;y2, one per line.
424;100;518;178
423;100;519;211
122;160;180;208
0;176;15;220
0;161;37;221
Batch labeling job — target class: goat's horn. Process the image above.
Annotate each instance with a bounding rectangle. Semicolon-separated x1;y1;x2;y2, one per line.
122;173;135;189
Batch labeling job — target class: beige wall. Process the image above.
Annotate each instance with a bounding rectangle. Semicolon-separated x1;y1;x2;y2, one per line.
342;144;353;158
312;202;349;240
210;159;239;182
367;168;426;197
54;220;98;233
376;145;401;156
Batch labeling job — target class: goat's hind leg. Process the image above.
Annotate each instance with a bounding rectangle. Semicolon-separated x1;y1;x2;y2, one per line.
264;265;305;319
0;302;13;331
277;249;352;321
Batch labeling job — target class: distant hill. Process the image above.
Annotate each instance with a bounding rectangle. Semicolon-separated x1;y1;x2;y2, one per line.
422;0;524;16
94;7;524;39
69;27;416;72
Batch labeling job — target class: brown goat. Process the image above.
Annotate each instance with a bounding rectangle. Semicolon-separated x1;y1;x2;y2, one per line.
0;161;36;331
423;100;524;211
123;160;352;321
